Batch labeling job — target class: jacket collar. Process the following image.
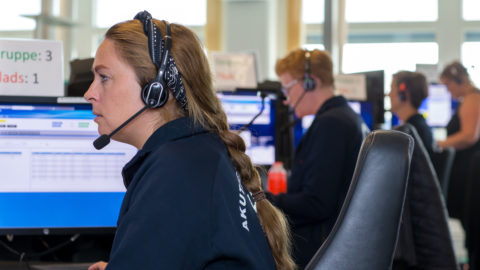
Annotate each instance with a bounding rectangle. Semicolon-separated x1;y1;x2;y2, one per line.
316;95;348;116
122;117;207;187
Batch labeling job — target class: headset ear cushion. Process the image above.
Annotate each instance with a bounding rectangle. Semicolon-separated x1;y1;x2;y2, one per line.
398;82;407;101
142;82;169;108
303;76;316;91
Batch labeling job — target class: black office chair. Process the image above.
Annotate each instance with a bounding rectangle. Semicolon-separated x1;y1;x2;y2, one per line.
305;130;414;270
431;146;455;200
393;124;458;269
464;151;480;269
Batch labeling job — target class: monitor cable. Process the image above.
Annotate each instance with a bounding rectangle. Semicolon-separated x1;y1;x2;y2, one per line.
237;92;266;133
0;234;80;268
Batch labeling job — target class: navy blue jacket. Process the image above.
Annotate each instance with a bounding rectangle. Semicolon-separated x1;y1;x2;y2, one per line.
406;113;433;155
268;96;364;268
106;117;276;270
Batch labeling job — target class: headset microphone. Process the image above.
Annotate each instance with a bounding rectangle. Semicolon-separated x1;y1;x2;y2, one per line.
93;105;149;150
280;90;308;132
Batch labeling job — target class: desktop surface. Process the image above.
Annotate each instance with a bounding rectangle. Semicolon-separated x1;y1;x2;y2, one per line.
0;261;92;270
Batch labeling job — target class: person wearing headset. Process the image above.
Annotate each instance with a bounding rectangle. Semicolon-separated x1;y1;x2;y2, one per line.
438;61;480;219
438;61;480;269
266;49;365;268
86;11;295;270
389;71;433;155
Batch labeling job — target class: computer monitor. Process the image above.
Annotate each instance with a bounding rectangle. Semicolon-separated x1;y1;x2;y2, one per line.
210;52;259;91
418;83;454;127
350;70;385;130
0;96;137;235
217;91;276;165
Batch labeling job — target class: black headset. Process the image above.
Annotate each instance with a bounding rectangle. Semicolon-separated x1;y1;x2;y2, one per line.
134;11;172;108
303;51;316;91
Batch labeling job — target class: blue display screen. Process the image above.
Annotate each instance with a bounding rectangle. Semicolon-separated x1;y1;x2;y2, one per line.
0;97;137;233
217;91;276;165
0;193;124;228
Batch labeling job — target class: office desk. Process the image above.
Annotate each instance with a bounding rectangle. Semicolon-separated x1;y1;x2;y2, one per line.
0;261;29;270
0;261;91;270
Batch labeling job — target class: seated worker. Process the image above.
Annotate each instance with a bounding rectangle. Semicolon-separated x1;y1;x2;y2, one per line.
86;11;295;270
266;49;365;268
389;71;433;155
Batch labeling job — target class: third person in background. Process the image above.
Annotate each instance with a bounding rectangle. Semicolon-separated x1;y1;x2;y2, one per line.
265;49;366;269
439;61;480;270
438;61;480;221
389;71;433;155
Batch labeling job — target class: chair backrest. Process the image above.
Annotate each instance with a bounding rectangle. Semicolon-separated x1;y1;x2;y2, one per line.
464;151;480;268
305;130;414;270
393;124;458;269
431;146;455;200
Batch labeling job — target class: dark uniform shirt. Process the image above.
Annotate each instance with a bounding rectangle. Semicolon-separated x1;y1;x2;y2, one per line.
268;95;365;268
106;117;276;270
406;113;434;155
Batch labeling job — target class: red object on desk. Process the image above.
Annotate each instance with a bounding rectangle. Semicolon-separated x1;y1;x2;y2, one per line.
267;161;287;195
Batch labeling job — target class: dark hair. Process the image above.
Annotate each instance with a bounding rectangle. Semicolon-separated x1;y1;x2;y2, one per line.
105;19;296;270
440;61;469;85
275;48;334;87
393;71;428;109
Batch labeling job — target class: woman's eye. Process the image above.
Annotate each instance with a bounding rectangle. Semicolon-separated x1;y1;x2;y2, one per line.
100;74;109;82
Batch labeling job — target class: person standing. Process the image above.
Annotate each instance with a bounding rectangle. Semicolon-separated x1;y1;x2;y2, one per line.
439;61;480;270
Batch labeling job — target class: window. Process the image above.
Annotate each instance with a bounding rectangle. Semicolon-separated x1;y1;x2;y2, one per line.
302;0;325;50
95;0;206;28
302;0;324;24
345;0;437;22
0;0;41;31
461;42;480;86
342;42;438;91
463;0;480;21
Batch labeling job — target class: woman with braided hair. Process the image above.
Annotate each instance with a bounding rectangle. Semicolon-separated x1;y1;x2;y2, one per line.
86;11;295;270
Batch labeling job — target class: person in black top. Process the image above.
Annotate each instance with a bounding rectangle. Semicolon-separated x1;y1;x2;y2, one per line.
266;49;365;268
85;11;295;270
389;71;433;155
439;61;480;222
438;61;480;269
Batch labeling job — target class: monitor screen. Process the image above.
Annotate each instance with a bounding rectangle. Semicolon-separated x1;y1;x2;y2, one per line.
0;96;137;234
418;83;453;127
217;92;275;165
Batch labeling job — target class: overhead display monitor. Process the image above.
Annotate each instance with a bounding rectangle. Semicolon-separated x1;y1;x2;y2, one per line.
210;52;258;91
